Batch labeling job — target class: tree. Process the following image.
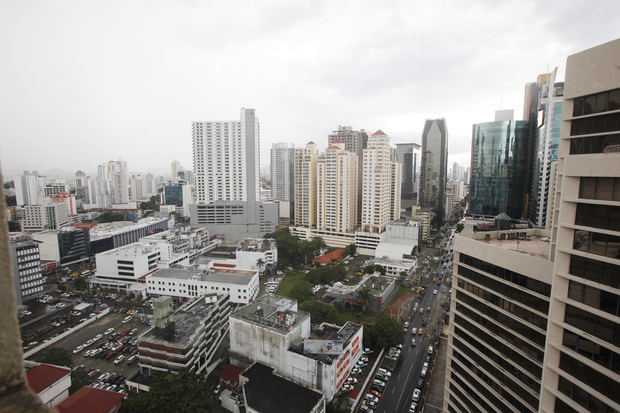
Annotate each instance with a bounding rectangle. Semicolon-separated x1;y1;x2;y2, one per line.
124;371;214;413
31;347;72;367
70;368;91;394
343;243;356;257
455;223;464;233
140;195;160;212
289;280;313;303
97;212;127;223
363;264;385;275
74;276;87;291
357;287;373;313
299;301;339;324
306;265;347;285
256;258;265;271
363;315;403;350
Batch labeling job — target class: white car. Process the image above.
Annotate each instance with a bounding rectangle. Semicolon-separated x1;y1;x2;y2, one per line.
377;369;391;377
365;394;379;403
122;316;132;324
428;345;434;355
114;355;125;365
412;388;421;401
104;328;114;335
94;334;103;341
433;289;437;295
73;345;84;354
421;367;428;377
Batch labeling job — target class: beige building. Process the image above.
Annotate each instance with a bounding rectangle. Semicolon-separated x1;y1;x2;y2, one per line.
294;141;318;228
443;39;620;413
316;142;358;233
361;130;402;233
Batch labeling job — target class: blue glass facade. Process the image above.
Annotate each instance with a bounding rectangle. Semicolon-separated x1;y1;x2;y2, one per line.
164;185;183;206
469;120;529;218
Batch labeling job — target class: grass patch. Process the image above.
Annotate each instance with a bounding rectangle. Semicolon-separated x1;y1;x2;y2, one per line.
430;260;439;269
275;272;305;297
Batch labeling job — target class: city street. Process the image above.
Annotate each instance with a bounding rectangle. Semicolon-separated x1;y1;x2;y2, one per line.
373;274;450;412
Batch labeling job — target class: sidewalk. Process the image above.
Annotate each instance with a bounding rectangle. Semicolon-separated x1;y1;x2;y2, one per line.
423;335;447;412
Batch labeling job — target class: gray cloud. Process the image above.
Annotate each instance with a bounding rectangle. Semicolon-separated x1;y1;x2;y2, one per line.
1;0;619;178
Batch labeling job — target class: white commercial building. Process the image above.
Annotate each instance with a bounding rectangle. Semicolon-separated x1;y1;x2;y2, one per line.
108;159;129;204
235;238;277;271
9;237;44;306
146;267;259;304
368;256;416;278
13;170;46;206
22;199;70;232
229;296;363;401
317;142;358;233
293;142;318;228
89;217;170;254
361;130;402;233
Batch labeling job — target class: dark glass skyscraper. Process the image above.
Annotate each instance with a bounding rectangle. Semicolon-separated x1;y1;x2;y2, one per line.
420;119;448;214
469;111;529;218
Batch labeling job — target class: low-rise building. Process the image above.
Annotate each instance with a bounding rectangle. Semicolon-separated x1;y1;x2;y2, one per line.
138;294;231;375
26;363;72;408
22;200;70;232
235;238;277;270
139;227;216;260
368;256;416;278
229;295;363;400
290;227;383;256
89;217;170;255
56;386;124;413
322;275;397;312
146;267;259;304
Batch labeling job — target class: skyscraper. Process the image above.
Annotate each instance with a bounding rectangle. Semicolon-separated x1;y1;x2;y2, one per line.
171;159;182;182
108;160;129;205
13;171;46;206
75;170;94;207
420;119;448;215
361;130;402;233
293;142;318;228
316;141;357;233
192;108;259;204
328;126;368;225
270;142;295;203
395;143;421;211
524;70;565;227
95;163;111;208
469;110;529;218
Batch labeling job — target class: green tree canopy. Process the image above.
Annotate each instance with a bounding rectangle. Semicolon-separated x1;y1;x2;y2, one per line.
97;212;127;223
363;264;386;275
363;315;403;350
73;276;88;291
289;280;314;303
70;368;91;394
343;243;356;257
265;229;325;269
124;372;214;413
299;301;339;325
455;223;464;233
31;347;72;367
306;265;347;285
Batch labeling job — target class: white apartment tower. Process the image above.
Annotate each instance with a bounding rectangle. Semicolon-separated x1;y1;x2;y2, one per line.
13;171;46;206
270;143;295;202
95;164;111;208
316;141;358;233
108;160;129;204
293;142;318;228
171;159;182;182
192;108;259;204
361;130;402;233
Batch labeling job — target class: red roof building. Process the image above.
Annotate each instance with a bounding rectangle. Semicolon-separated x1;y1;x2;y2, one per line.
313;248;345;264
26;364;71;408
217;364;246;386
372;129;387;136
56;386;124;413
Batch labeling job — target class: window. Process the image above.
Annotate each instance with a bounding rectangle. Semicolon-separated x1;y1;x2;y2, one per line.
559;353;619;406
575;204;620;231
569;255;620;289
573;230;620;259
562;329;620;375
564;304;620;347
573;88;620;117
579;177;620;201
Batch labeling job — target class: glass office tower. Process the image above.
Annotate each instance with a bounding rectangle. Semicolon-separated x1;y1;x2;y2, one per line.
469;112;529;218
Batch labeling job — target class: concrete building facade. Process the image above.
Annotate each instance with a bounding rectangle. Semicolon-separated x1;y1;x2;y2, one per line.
9;238;44;306
294;142;318;228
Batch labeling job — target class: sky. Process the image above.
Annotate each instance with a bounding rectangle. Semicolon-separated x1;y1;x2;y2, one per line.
1;0;619;180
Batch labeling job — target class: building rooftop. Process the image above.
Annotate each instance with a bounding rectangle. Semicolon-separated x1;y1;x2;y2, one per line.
198;245;237;261
237;238;276;252
150;267;256;285
461;226;552;259
313;248;344;264
484;236;551;259
90;217;168;241
141;294;221;347
98;242;160;258
231;296;309;334
371;256;416;268
241;363;324;413
56;386;124;413
26;364;71;394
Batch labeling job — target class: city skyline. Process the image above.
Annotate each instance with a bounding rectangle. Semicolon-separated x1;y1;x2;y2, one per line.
3;1;619;176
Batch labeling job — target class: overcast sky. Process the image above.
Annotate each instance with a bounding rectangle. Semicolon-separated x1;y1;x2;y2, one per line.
1;0;619;179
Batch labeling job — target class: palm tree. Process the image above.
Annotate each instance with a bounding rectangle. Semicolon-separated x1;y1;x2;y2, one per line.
256;258;265;272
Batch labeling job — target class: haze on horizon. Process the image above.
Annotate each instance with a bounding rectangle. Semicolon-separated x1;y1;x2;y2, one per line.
1;0;619;178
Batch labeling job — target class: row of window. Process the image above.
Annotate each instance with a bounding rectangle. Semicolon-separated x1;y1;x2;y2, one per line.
451;360;516;412
559;352;619;405
557;376;615;413
568;280;620;317
570;113;620;136
458;265;550;314
452;335;540;404
569;133;620;155
572;88;620;117
456;302;545;361
459;254;551;296
564;304;619;347
569;254;620;289
575;203;620;232
573;230;620;259
562;329;620;375
449;366;496;412
579;177;620;201
458;278;548;330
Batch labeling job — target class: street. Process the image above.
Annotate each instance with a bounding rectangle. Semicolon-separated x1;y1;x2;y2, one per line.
375;276;448;413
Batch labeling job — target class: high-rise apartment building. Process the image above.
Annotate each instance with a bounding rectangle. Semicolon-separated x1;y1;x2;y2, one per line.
192;108;259;204
361;130;401;233
270;142;295;203
539;38;620;413
13;171;46;206
395;143;421;211
524;70;565;227
293;142;318;228
469;110;529;218
420;119;448;214
328;126;368;224
107;160;129;204
171;159;182;182
316;141;358;233
444;39;620;413
43;182;67;197
95;164;111;208
75;170;94;207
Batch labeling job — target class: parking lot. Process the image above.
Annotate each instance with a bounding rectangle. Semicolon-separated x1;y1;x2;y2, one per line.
37;312;148;378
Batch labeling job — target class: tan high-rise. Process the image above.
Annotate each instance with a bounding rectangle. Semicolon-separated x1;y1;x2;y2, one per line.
316;141;358;233
294;142;318;228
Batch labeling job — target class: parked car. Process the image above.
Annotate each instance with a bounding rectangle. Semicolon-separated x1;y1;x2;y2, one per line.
365;394;379;403
114;355;125;365
341;384;353;392
345;377;358;384
377;368;391;377
73;345;84;354
411;338;416;346
428;345;433;354
412;388;421;401
421;367;428;377
409;402;418;412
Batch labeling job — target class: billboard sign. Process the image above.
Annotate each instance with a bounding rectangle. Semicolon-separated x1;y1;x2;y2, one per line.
303;339;344;355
